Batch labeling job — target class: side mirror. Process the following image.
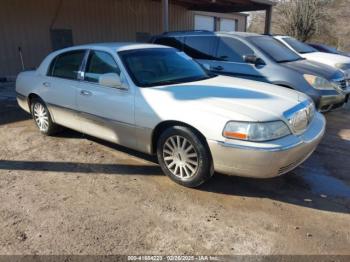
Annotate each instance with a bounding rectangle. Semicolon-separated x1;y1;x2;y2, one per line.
99;73;123;88
243;54;265;66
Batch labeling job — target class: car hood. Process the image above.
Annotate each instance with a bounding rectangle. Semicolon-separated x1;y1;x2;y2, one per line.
301;52;350;68
142;75;309;123
282;59;344;80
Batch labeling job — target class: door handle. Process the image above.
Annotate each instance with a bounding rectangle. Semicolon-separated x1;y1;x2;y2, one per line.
80;90;92;96
43;82;51;87
212;66;224;71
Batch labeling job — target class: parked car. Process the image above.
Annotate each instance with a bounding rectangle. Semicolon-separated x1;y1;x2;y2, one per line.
308;43;350;57
16;43;325;187
273;36;350;82
150;31;349;112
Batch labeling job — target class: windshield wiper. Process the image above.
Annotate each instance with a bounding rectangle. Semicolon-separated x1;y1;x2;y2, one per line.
299;51;315;54
152;80;185;86
151;76;214;86
278;57;305;63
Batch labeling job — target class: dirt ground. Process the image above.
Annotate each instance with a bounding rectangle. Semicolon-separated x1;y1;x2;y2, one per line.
0;82;349;255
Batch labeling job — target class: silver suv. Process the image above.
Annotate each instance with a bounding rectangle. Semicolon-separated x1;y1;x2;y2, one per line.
151;31;349;112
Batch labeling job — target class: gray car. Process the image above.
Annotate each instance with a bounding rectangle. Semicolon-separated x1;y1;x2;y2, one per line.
151;31;349;112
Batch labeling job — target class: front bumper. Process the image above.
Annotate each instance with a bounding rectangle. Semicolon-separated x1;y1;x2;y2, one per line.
318;94;346;111
208;113;326;178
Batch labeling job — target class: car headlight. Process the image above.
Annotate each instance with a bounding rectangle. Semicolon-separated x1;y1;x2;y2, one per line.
223;121;291;142
303;74;336;90
335;63;343;69
335;63;350;70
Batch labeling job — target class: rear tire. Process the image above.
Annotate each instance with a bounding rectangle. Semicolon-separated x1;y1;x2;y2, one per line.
157;126;213;187
30;98;59;136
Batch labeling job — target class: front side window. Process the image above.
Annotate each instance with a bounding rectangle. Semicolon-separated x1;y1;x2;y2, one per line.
119;48;215;87
283;37;317;54
216;37;254;62
248;36;302;63
49;50;86;80
183;36;218;60
84;51;120;83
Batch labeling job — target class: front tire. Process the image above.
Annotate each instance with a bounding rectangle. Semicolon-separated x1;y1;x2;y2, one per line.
30;98;59;136
157;126;213;187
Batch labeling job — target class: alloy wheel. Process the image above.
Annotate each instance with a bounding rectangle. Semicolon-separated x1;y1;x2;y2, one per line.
162;135;199;179
33;103;49;132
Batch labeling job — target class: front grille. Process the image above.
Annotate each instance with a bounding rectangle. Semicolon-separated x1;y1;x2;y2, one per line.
336;79;347;90
278;156;307;175
290;110;309;133
278;149;315;175
278;160;300;175
284;100;315;134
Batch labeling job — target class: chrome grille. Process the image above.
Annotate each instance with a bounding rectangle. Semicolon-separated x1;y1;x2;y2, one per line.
278;160;300;175
284;100;315;134
335;79;347;90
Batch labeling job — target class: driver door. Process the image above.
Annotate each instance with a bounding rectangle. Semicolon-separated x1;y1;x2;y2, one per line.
77;50;136;148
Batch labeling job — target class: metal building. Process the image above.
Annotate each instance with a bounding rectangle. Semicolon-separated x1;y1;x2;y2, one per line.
0;0;275;79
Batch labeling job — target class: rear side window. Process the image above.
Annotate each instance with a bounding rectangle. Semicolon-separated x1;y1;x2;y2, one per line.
184;36;218;60
154;37;183;51
84;51;120;83
216;37;254;62
49;50;86;80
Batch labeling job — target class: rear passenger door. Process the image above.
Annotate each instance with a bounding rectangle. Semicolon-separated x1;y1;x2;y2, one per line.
210;37;266;81
77;50;136;148
45;50;86;131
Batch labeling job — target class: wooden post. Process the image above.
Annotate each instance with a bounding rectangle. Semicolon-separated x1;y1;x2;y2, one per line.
264;6;272;34
162;0;169;32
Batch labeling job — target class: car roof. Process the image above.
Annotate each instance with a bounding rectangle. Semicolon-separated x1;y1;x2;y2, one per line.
159;30;261;38
55;42;171;53
273;35;289;39
217;31;261;38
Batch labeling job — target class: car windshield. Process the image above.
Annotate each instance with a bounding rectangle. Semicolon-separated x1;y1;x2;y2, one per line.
318;44;339;54
118;48;214;87
248;36;303;63
283;37;318;54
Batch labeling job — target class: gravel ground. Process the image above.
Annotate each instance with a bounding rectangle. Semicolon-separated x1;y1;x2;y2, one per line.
0;82;349;255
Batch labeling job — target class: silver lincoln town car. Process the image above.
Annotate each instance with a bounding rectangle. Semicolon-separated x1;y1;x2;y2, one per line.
16;43;326;187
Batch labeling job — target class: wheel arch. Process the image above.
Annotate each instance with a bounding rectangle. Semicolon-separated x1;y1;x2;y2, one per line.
27;93;56;122
151;120;211;158
28;93;42;111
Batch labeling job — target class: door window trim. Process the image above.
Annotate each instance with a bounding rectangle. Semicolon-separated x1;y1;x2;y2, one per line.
216;36;255;64
80;49;128;91
47;49;87;80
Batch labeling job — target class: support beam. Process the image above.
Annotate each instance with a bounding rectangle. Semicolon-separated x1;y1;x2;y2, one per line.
162;0;169;32
264;5;272;34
